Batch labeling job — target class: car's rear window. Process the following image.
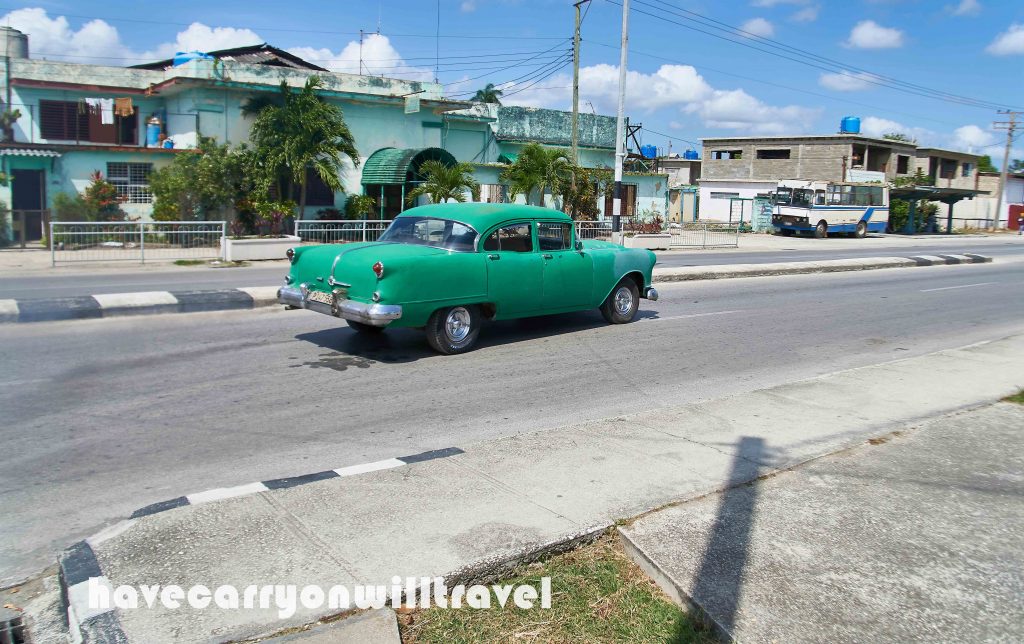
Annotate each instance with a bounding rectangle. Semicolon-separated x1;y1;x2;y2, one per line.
379;217;478;251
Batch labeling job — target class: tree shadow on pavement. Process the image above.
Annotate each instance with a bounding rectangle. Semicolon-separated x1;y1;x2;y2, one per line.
689;436;766;640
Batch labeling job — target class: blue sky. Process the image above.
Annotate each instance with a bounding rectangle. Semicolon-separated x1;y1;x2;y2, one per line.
2;0;1022;161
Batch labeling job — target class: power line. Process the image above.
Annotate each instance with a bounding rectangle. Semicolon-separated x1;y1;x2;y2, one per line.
609;0;1018;112
444;40;572;88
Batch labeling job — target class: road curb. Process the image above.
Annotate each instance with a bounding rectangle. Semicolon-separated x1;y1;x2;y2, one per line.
651;253;992;282
1;254;994;324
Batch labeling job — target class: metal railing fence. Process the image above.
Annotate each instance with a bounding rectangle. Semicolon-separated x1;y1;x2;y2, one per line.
2;209;49;248
668;223;740;248
574;220;614;240
295;220;393;244
50;221;225;265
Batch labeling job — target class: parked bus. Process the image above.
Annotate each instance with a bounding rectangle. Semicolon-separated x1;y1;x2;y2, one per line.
770;180;889;238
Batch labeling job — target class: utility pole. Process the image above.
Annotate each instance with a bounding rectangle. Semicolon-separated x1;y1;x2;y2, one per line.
571;0;589;163
992;110;1021;230
612;0;629;235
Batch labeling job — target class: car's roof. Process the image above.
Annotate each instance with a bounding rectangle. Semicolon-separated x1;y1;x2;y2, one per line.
396;203;572;230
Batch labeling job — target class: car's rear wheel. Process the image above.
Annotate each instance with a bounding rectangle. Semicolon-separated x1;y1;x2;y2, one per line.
347;320;384;334
425;305;481;354
854;220;868;238
601;279;640;324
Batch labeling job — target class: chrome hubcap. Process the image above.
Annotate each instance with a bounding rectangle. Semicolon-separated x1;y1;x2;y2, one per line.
445;307;471;342
614;286;634;315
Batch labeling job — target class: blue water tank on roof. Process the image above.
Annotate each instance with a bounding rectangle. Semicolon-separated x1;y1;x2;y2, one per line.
173;51;214;66
683;149;699;160
640;144;658;159
840;116;861;134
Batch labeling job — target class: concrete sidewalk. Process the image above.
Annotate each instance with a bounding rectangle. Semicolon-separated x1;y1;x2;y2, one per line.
51;333;1024;643
620;401;1024;643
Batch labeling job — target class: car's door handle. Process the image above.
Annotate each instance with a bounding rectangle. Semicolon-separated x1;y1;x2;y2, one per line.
542;253;553;259
488;254;500;260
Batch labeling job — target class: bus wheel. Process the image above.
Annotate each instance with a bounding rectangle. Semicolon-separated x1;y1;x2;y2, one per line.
854;221;867;239
814;221;828;239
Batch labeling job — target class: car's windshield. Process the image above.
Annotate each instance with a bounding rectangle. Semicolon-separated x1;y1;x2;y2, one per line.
378;216;478;251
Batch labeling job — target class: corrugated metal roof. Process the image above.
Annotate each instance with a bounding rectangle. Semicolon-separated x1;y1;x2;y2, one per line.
0;148;61;157
360;147;457;185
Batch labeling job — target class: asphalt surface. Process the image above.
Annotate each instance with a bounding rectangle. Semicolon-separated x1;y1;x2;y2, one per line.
1;261;1023;584
2;236;1023;300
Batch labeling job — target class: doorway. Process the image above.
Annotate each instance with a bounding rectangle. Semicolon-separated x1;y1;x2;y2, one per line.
11;169;45;242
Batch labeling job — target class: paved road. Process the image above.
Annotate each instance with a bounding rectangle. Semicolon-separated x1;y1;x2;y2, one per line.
2;236;1022;300
1;262;1023;584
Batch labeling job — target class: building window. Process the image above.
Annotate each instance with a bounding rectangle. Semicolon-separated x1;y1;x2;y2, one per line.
710;191;740;199
301;168;335;207
40;100;89;141
604;183;637;216
896;155;910;174
106;162;153;204
756;149;791;160
939;159;957;179
712;150;743;160
961;162;973;177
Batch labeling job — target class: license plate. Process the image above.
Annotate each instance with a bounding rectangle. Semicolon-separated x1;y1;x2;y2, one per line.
306;290;334;306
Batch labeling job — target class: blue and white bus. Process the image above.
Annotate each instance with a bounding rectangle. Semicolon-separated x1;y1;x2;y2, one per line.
771;180;889;238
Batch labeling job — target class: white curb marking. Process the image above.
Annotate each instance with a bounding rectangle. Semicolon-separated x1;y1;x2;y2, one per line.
238;286;281;305
187;481;269;505
67;576;114;623
334;458;405;477
92;291;178;308
0;298;19;319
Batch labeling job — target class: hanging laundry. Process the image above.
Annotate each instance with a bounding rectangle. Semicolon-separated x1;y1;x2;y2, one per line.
84;98;101;114
114;97;134;118
98;98;114;125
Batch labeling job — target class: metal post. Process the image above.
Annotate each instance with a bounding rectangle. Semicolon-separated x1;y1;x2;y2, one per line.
992;111;1020;230
571;1;589;163
946;201;954;234
362;220;367;243
904;200;917;234
221;221;226;260
139;221;145;263
611;0;629;235
380;185;385;220
49;220;55;266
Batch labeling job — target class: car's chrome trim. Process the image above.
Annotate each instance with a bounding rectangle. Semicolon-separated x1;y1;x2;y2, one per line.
644;287;659;301
277;285;401;327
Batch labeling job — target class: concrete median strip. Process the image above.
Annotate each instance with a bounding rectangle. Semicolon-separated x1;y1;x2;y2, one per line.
0;254;995;324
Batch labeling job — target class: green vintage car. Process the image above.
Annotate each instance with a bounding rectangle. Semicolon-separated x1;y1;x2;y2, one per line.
277;203;658;354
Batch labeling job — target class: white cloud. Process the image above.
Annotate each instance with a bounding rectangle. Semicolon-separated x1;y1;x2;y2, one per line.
687;89;821;135
504;62;817;135
142;23;262;60
986;24;1024;56
460;0;477;11
948;0;981;16
669;121;684;130
952;124;994;151
818;71;879;92
0;7;131;64
844;20;904;49
740;18;775;38
791;6;820;22
289;34;433;80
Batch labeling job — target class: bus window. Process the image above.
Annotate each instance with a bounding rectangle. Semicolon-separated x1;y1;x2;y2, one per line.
814;190;825;205
773;187;793;205
793;189;814;208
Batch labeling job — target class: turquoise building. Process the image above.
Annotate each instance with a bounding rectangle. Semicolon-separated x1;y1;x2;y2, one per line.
0;34;667;242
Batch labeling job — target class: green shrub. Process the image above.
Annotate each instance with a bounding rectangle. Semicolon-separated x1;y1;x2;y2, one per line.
344;194;376;220
52;192;94;222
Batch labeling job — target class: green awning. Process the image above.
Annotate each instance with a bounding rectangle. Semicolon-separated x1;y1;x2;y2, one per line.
361;147;457;185
497;152;517;164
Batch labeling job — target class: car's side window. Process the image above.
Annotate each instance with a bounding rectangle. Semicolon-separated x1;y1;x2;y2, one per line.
537;222;572;251
483;223;533;253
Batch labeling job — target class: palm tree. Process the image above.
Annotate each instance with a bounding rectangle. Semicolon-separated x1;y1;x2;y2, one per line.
471;83;503;105
406;160;479;205
500;143;573;207
247;76;360;216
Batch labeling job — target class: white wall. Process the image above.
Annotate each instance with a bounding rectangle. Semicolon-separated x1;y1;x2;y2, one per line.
698;180;776;221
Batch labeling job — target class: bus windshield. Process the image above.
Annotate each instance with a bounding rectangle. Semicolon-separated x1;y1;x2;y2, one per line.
773;188;793;206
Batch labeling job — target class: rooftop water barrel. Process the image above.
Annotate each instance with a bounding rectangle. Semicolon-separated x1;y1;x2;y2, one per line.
173;51;214;66
0;27;28;59
640;144;658;159
683;149;699;160
840;116;861;134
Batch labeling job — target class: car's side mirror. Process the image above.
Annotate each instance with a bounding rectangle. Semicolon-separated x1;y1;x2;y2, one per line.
575;240;584;251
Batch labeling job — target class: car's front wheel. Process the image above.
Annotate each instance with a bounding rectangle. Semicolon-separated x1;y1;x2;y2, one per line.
425;305;481;354
600;279;640;324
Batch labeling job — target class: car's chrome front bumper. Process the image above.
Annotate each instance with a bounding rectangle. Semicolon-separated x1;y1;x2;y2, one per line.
644;287;659;301
277;285;402;327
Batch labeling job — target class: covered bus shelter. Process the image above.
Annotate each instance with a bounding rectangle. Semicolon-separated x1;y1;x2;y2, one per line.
890;186;989;234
